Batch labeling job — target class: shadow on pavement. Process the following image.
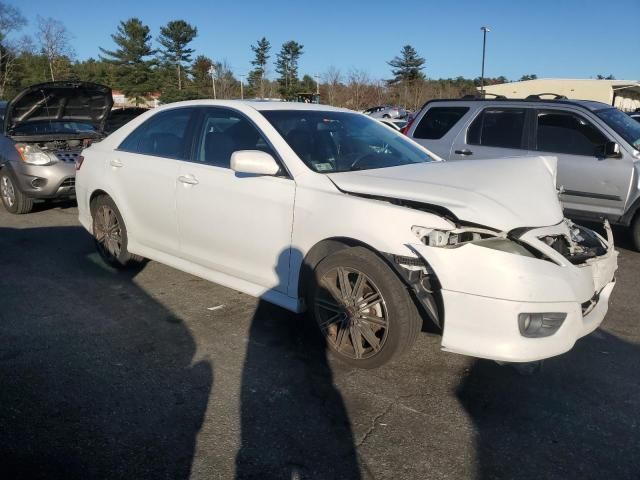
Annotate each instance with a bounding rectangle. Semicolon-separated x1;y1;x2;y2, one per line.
0;226;212;479
457;330;640;480
235;249;361;479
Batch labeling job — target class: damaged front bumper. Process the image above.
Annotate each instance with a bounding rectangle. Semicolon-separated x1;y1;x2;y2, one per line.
407;220;618;363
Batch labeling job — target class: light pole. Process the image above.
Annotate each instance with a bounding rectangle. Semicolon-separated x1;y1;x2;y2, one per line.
314;73;320;95
208;65;217;99
480;26;490;98
239;74;245;100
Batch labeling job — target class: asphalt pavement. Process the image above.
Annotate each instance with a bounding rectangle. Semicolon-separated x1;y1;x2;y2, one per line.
0;203;638;480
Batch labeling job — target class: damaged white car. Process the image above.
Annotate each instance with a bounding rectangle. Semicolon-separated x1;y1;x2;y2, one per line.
76;101;618;368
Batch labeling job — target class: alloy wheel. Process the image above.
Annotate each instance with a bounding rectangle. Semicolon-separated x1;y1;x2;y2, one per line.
94;205;122;260
314;266;389;360
1;175;16;207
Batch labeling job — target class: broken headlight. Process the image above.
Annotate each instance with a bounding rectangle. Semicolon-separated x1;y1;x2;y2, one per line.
15;143;57;166
412;226;534;257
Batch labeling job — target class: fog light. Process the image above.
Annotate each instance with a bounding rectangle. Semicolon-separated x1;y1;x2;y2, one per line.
518;312;566;338
31;177;46;188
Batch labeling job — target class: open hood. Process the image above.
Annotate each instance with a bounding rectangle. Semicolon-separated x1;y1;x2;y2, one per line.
5;81;113;135
327;156;563;232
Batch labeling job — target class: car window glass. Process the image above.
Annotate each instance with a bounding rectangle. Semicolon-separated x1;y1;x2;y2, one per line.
468;108;526;149
194;108;275;168
119;108;192;159
537;111;608;156
413;107;469;139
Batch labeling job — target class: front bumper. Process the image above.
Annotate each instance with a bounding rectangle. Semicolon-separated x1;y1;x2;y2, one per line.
412;221;618;362
10;160;76;199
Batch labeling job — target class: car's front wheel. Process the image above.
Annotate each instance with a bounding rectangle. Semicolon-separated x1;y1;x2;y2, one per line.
308;246;421;368
91;195;142;268
0;171;34;214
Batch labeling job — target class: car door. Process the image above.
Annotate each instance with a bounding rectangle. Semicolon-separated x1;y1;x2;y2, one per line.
111;107;197;255
409;105;472;159
450;107;532;160
534;108;632;218
175;107;295;292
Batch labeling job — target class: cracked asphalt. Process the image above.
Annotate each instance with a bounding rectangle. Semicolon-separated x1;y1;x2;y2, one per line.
1;203;639;479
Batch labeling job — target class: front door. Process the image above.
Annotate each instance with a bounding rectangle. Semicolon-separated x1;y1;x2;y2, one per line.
176;107;296;292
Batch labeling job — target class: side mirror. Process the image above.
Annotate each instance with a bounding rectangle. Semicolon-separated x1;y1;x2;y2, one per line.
230;150;280;176
602;141;622;158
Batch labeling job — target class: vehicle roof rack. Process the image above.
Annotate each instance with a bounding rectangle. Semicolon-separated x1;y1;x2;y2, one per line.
461;93;507;100
525;93;568;100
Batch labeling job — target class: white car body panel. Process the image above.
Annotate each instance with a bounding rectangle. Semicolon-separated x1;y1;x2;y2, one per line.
76;100;619;364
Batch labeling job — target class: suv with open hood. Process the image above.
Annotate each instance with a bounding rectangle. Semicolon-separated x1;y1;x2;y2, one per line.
0;81;112;214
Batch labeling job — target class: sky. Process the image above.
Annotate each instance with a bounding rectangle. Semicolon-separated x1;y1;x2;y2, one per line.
11;0;640;82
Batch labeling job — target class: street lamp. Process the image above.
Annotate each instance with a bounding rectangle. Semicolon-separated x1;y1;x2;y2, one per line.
314;73;320;95
239;74;245;100
208;65;217;99
480;26;490;98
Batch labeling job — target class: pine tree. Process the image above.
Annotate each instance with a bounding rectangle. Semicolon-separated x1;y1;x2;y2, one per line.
387;45;425;84
99;18;156;105
275;40;303;99
158;20;197;91
248;37;270;98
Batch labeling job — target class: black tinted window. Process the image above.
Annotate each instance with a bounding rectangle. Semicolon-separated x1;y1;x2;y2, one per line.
194;108;275;168
413;107;469;139
537;112;608;156
119;108;192;159
468;108;526;149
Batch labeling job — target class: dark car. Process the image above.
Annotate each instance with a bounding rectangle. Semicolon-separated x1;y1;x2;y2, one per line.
0;81;112;214
105;106;149;134
629;111;640;123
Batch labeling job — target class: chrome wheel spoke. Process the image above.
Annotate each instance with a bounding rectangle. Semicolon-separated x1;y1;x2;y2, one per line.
358;292;382;312
337;267;352;300
351;273;365;302
317;298;343;314
359;313;387;327
358;323;381;351
319;313;341;330
350;325;364;359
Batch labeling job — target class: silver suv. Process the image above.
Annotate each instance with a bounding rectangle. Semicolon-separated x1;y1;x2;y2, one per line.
405;98;640;249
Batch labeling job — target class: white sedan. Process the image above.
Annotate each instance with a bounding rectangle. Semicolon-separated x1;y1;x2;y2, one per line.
76;100;618;368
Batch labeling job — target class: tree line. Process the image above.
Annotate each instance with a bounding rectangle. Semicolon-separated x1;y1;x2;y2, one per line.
0;2;617;111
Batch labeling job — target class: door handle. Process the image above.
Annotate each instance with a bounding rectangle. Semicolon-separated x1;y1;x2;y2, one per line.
178;175;199;185
454;149;473;156
110;159;124;168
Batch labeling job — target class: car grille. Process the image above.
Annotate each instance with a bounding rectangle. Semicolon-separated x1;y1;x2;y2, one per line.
54;151;80;163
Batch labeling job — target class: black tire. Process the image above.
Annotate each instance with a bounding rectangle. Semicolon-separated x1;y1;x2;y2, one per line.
91;195;143;268
631;214;640;252
307;246;421;369
0;170;34;214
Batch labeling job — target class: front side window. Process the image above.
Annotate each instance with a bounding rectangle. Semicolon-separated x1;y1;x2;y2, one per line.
193;108;276;168
596;108;640;151
536;111;608;156
262;110;434;173
413;106;469;139
119;108;192;159
467;108;527;149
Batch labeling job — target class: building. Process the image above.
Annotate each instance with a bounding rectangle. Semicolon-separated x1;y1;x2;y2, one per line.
112;90;161;108
481;79;640;111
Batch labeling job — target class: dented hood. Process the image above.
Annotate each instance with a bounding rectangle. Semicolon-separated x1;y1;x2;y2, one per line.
327;156;563;232
5;81;113;135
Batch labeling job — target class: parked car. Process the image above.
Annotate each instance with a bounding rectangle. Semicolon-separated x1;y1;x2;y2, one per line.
0;81;112;214
377;117;408;131
76;100;617;368
404;98;640;249
363;105;407;119
105;106;149;134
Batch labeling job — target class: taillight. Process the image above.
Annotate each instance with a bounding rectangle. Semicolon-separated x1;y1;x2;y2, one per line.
75;155;85;171
401;116;416;136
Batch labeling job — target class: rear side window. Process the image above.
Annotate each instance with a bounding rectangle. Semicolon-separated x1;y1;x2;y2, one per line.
468;108;527;149
536;111;608;156
413;107;469;139
119;108;193;159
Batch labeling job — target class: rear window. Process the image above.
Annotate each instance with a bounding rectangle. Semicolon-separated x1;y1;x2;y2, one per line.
468;108;527;149
413;106;469;139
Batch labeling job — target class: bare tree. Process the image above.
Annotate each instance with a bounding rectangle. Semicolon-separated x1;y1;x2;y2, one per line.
36;16;73;81
323;66;341;106
0;2;27;98
347;68;370;110
0;35;32;98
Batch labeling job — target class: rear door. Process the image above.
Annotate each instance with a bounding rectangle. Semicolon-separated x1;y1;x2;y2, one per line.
450;107;532;160
409;105;471;158
534;108;632;218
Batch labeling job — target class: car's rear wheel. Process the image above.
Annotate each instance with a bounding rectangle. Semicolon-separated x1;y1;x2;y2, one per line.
0;171;34;214
308;247;421;368
92;195;142;267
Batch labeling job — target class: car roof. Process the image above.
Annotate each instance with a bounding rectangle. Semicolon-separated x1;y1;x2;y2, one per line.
151;99;352;114
421;98;615;113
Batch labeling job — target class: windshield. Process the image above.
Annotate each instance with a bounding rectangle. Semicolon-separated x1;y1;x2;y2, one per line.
11;121;97;136
596;108;640;151
262;110;434;173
